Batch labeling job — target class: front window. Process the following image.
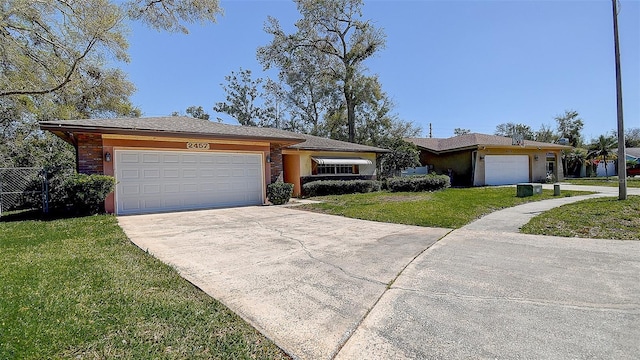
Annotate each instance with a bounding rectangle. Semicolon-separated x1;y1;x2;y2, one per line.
316;164;357;175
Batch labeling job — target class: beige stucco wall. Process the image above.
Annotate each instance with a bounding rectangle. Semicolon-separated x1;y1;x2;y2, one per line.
283;150;378;177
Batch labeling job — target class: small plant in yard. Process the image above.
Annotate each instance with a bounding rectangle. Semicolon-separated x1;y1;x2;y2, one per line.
267;181;294;205
51;173;116;215
0;216;289;359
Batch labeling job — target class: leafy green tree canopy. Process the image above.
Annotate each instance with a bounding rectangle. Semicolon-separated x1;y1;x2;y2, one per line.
454;128;471;136
494;122;534;140
555;110;584;147
1;0;222;98
258;0;385;143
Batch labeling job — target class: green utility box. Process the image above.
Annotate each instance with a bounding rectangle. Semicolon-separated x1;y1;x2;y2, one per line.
517;183;542;197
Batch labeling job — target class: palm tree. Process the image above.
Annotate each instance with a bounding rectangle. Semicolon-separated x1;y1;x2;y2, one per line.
588;135;617;179
565;147;588;177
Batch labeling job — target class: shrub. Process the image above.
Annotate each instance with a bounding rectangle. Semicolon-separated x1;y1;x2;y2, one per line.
267;181;294;205
387;174;450;192
56;174;116;215
303;179;381;197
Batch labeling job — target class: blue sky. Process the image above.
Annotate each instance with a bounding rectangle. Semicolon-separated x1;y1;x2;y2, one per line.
120;0;639;141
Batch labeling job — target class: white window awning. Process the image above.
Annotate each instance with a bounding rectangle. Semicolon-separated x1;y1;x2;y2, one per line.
311;156;372;165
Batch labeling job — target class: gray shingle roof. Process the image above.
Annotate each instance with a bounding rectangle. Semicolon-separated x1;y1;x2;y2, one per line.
286;133;389;153
627;148;640;158
40;116;388;153
406;133;570;153
40;116;305;143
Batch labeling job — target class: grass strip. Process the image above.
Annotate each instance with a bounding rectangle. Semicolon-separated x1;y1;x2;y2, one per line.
299;187;590;229
521;196;640;240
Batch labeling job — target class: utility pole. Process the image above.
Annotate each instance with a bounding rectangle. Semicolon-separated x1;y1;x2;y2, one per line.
429;123;432;138
612;0;627;200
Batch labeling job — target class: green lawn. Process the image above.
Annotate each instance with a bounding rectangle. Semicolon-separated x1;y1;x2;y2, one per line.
300;187;590;229
521;196;640;240
0;215;289;359
564;177;640;187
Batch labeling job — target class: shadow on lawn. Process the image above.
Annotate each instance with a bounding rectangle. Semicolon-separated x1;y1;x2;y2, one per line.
0;209;103;223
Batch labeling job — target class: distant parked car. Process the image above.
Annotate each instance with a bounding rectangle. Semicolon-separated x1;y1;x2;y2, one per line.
627;165;640;177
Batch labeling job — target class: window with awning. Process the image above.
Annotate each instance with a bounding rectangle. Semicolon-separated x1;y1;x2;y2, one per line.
311;156;372;165
311;156;371;175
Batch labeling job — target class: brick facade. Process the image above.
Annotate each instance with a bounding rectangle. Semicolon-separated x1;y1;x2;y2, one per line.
269;144;284;183
77;133;104;175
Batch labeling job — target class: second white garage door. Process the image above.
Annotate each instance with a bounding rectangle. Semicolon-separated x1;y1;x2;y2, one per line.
115;150;263;215
484;155;530;185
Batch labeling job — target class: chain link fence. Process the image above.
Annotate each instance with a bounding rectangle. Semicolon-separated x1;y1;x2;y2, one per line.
0;167;48;217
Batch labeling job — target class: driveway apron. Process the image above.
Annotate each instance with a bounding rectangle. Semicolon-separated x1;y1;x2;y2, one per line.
118;206;450;359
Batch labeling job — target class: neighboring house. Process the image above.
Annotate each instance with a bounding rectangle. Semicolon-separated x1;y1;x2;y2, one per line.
40;117;387;215
627;148;640;162
626;148;640;176
405;133;570;186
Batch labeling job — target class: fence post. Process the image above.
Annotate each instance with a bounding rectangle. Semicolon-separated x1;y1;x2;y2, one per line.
41;168;49;214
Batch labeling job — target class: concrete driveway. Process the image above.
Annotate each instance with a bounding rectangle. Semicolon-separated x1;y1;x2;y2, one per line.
119;197;640;359
118;206;451;359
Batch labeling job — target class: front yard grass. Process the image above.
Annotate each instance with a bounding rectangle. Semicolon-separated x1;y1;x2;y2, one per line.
0;215;289;359
564;177;640;187
521;196;640;240
299;187;590;229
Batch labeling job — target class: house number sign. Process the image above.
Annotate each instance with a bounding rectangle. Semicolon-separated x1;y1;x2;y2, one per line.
186;142;210;150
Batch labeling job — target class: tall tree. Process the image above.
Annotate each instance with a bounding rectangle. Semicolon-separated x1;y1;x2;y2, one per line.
612;127;640;148
555;110;584;147
258;0;385;143
454;128;471;136
535;123;556;143
494;122;534;140
213;68;266;126
258;38;337;135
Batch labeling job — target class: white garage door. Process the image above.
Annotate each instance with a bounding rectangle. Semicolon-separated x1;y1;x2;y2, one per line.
484;155;530;185
115;150;263;215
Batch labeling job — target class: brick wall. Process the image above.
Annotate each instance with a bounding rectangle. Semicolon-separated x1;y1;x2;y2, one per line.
77;133;104;175
269;144;283;183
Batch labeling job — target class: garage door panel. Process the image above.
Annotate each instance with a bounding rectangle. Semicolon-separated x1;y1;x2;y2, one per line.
183;168;198;178
121;184;140;195
163;168;179;178
121;169;140;180
120;153;140;163
142;153;160;163
164;154;179;163
142;183;161;195
142;169;160;178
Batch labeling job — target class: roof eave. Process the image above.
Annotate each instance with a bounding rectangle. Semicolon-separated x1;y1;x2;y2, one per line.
288;146;390;153
39;123;305;145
